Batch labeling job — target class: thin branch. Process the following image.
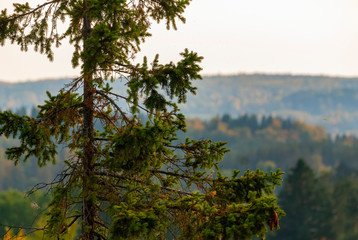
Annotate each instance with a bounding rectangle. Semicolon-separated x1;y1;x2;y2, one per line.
96;89;151;114
94;170;192;195
2;227;13;239
94;137;111;141
59;215;81;234
94;220;109;230
94;231;107;240
6;0;61;21
161;186;192;196
94;105;122;131
35;102;83;124
95;90;130;123
152;170;194;180
0;223;46;232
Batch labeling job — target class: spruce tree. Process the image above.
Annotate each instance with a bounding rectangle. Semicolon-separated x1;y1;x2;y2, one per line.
275;159;333;240
0;1;284;239
332;174;358;240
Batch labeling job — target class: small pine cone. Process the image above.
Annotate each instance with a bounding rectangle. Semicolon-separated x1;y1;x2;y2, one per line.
269;210;279;230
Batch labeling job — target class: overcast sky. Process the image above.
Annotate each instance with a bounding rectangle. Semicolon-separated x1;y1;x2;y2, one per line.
1;0;358;82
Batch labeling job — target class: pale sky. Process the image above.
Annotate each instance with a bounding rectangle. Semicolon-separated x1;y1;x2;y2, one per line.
1;0;358;82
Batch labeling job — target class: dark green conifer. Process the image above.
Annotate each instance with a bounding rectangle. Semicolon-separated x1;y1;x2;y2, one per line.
275;159;333;240
0;1;284;239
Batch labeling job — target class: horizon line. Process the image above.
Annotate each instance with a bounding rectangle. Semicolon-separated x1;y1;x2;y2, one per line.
2;71;358;83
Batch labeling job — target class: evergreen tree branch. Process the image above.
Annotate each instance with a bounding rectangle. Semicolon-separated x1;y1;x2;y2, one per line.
95;90;130;123
96;89;151;114
4;0;60;22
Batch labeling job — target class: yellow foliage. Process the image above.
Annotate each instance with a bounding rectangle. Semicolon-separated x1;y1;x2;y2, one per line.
3;228;24;240
1;217;78;240
3;229;12;240
207;190;217;197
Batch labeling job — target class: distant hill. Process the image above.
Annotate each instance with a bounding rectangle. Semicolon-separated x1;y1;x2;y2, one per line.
0;78;70;110
2;74;358;135
184;74;358;136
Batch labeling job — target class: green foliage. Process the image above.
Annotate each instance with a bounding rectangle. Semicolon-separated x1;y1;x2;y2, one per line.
110;204;166;240
0;1;284;239
275;159;334;240
0;111;57;166
330;171;358;240
0;189;49;237
268;159;358;240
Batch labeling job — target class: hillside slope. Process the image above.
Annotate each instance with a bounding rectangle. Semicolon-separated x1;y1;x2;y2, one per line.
2;74;358;135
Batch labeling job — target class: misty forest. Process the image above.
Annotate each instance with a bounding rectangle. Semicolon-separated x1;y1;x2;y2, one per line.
0;0;357;240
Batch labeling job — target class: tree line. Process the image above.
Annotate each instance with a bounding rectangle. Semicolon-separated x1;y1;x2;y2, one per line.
184;114;358;173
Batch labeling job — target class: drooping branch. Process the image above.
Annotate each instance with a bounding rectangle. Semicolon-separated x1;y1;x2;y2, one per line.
96;89;151;114
0;223;46;234
36;102;83;124
152;169;197;180
4;0;60;22
94;170;193;196
59;215;81;234
95;90;130;123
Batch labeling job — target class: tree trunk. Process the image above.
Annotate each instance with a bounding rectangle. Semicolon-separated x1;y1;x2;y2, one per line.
82;1;95;239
